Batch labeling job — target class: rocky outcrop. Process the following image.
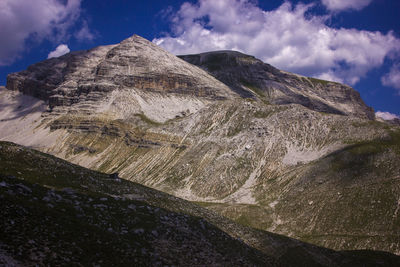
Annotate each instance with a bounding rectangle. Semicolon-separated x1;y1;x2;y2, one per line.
6;35;235;112
6;45;114;108
49;116;187;149
179;51;375;119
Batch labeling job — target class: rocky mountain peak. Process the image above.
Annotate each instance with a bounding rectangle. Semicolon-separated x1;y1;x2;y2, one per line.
180;51;375;119
6;35;236;116
6;35;374;120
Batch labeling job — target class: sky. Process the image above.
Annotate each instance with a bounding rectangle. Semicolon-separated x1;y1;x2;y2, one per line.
1;0;399;119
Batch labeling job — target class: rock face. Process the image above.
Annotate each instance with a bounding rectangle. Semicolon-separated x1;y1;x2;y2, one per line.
6;35;235;120
179;51;374;119
6;38;374;120
1;35;399;256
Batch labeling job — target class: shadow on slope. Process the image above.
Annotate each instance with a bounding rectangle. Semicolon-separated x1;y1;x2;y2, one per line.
1;141;399;266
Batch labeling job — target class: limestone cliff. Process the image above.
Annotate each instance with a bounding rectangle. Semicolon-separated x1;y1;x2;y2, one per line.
6;35;235;121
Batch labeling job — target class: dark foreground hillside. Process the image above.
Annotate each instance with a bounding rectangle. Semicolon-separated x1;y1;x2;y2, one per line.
1;141;400;266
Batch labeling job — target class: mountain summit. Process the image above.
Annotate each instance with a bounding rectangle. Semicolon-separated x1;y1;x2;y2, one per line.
6;35;235;121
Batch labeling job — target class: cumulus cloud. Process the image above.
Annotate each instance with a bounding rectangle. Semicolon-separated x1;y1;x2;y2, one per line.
321;0;373;12
154;0;400;85
0;0;90;65
375;111;400;121
47;44;70;59
381;64;400;91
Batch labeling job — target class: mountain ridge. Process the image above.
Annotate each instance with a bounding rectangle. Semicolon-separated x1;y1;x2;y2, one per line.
6;35;375;121
179;50;374;119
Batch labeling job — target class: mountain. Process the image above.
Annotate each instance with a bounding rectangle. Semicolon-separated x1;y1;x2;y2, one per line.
6;35;235;121
2;141;400;266
179;50;374;119
1;34;399;256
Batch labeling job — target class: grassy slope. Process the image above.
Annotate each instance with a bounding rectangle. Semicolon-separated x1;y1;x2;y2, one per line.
1;141;400;266
0;141;271;266
14;97;398;256
201;128;400;254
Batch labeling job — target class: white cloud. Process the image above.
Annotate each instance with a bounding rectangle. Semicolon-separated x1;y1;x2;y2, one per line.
321;0;373;12
75;20;95;42
47;44;70;59
0;0;82;65
381;64;400;91
375;111;400;121
154;0;400;85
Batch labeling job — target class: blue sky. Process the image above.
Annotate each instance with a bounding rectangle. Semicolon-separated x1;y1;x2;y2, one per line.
1;0;399;119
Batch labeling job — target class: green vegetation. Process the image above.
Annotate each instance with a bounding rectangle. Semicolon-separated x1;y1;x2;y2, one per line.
221;105;237;124
254;110;273;118
0;141;272;266
234;157;251;170
352;120;391;130
240;79;265;98
227;123;243;136
308;77;332;86
344;129;400;156
1;139;399;265
254;106;288;119
194;202;275;232
135;113;161;126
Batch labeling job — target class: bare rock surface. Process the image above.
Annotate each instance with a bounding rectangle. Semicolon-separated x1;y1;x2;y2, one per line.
179;51;375;119
6;35;235;123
